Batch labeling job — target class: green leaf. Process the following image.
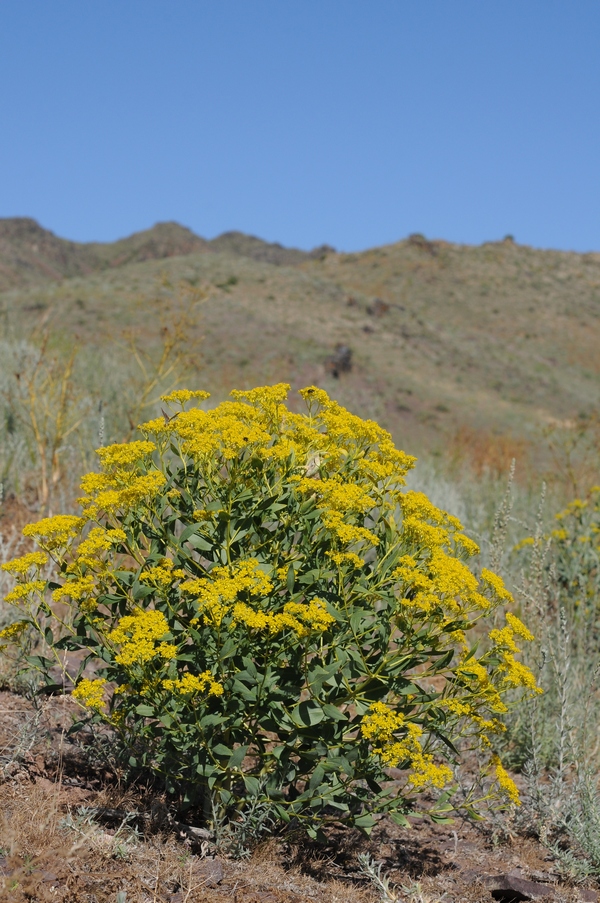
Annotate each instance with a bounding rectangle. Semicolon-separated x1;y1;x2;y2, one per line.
212;743;233;758
389;811;410;827
286;566;295;592
229;745;249;769
188;534;214;552
322;703;347;722
353;812;376;834
290;700;325;728
135;704;155;717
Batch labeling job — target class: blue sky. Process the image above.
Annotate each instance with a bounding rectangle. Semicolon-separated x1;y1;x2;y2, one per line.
1;1;599;251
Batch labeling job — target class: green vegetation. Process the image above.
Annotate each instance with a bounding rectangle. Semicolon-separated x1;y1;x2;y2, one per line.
1;386;538;836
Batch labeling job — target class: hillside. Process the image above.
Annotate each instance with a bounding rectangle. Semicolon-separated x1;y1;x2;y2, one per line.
0;218;331;291
1;222;599;472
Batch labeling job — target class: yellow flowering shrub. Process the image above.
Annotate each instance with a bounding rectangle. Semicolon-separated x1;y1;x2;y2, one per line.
1;385;539;833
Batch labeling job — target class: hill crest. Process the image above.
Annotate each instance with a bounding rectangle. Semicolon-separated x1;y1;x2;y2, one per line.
0;218;336;290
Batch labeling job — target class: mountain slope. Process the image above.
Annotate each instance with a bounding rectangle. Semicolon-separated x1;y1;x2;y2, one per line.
0;218;333;291
1;223;598;470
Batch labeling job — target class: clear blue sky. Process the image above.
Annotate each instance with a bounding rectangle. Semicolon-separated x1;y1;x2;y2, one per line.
1;1;599;252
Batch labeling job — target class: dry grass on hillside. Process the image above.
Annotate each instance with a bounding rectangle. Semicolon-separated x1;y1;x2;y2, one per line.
2;226;599;475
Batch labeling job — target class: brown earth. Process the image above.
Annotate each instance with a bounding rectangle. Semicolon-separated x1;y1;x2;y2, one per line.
0;690;597;903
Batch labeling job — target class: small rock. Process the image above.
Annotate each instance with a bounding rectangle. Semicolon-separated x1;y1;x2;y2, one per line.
367;298;390;317
191;857;224;888
480;872;557;901
578;891;599;903
325;344;353;378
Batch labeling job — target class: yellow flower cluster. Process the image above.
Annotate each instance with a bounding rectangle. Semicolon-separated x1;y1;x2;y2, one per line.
489;612;534;653
480;569;513;603
69;527;126;570
182;559;273;627
230;383;290;417
393;549;489;616
4;580;46;605
326;550;365;569
361;701;406;742
72;678;107;711
1;551;48;575
0;620;29;642
235;597;336;637
400;491;460;530
96;440;156;470
79;469;166;517
492;755;520;805
488;612;541;694
322;511;380;548
141;561;182;588
292;476;380;548
108;609;176;666
142;403;273;462
22;515;83;550
361;702;452;789
163;670;224;697
455;533;480;557
52;574;96;611
498;654;542;692
438;698;506;748
160;389;210;405
456;658;508;714
295;478;374;514
555;498;588;521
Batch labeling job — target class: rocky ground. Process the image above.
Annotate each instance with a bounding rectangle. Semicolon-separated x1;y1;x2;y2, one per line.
0;690;598;903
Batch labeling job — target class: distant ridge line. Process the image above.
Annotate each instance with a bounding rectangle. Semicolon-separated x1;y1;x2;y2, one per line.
0;217;337;290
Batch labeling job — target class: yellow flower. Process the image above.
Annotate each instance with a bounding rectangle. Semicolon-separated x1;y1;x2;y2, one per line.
22;515;83;550
284;598;336;632
4;580;46;605
1;551;48;576
361;702;406;742
52;574;96;609
513;537;535;551
230;383;290;411
505;612;534;642
480;568;514;604
298;386;332;409
499;654;542;693
322;510;379;548
0;620;29;642
140;565;174;587
455;534;480;557
163;670;224;697
400;491;459;528
96;440;156;470
326;551;364;568
181;559;273;628
108;609;171;666
160;389;210;405
70;527;126;569
407;754;453;789
72;678;107;712
493;755;520;805
82;470;166;516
